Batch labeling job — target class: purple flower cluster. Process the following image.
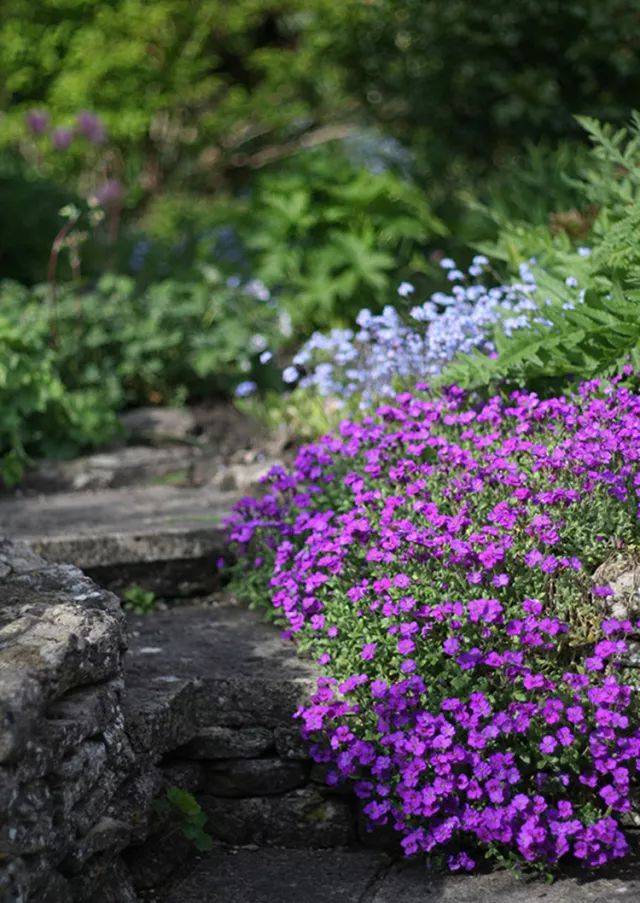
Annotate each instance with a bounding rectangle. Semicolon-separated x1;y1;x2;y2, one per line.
228;374;640;871
24;108;107;150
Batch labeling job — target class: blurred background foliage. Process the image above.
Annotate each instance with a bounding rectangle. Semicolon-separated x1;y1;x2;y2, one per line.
2;0;640;478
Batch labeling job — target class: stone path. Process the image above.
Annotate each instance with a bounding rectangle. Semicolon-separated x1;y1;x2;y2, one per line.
0;484;236;596
0;403;281;596
159;847;640;903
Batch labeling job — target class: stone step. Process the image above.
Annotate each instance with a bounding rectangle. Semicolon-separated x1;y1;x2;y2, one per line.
124;604;317;754
0;485;238;596
156;846;640;903
16;445;203;494
121;605;360;857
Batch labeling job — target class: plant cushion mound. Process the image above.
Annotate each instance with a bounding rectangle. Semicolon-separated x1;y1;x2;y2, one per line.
228;376;640;873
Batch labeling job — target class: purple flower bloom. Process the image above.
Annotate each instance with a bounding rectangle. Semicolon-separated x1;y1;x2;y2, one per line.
25;109;49;135
51;127;73;151
76;110;106;144
93;178;124;208
361;642;377;661
228;377;640;873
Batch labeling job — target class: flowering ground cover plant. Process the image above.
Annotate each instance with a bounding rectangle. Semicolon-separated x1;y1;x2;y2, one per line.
227;375;640;873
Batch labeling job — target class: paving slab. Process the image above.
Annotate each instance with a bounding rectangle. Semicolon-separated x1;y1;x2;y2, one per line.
0;484;238;594
17;445;203;493
160;847;387;903
371;858;640;902
124;604;316;733
157;847;640;903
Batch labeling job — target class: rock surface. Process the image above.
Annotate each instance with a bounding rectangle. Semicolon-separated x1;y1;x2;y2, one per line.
0;485;236;595
119;408;198;445
161;848;387;903
0;548;356;901
159;846;640;903
0;539;130;902
202;757;309;797
18;446;203;494
199;788;355;847
179;725;275;759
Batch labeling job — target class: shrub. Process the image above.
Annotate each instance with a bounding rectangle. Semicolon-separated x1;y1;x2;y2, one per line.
326;1;640;180
0;270;285;480
0;316;116;484
0;0;349;199
1;271;283;409
447;116;640;393
227;146;444;331
228;377;640;872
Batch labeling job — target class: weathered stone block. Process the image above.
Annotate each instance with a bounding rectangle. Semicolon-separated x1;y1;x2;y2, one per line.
199;787;355;847
160;759;206;794
67;854;137;903
123;678;202;759
203;757;309;797
274;725;308;760
63;817;132;874
120;406;197;444
179;725;274;759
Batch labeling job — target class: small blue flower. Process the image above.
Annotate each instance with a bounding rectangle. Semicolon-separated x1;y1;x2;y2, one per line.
235;380;257;397
397;281;415;297
283;366;300;384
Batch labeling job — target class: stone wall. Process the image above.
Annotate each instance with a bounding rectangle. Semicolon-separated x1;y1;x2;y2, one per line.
0;541;359;902
0;539;132;901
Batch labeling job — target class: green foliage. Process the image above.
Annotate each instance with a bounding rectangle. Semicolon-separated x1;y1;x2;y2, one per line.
325;1;640;180
445;278;640;393
154;788;213;852
0;0;347;198
230;148;444;329
0;314;117;485
444;115;640;393
122;585;157;615
2;270;282;406
236;386;346;444
0;270;283;481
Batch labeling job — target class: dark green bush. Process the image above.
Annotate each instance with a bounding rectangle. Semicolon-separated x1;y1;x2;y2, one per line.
0;0;347;199
326;0;640;180
227;147;444;329
0;271;284;479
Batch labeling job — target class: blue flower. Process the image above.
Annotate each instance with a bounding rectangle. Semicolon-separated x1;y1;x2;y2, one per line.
397;281;415;297
235;380;257;397
283;366;300;384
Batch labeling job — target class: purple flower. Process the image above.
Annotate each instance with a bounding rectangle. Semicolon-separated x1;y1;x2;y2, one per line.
361;642;377;661
93;178;124;207
25;109;49;135
76;110;106;144
51;127;74;151
227;377;640;873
